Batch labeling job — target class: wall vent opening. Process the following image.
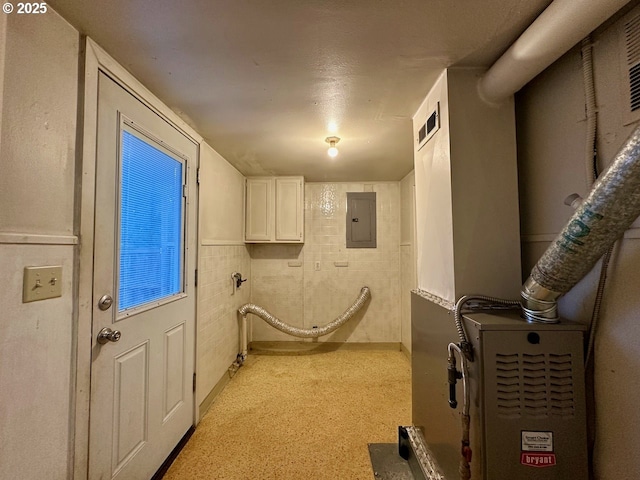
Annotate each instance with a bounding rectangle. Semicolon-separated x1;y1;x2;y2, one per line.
416;102;440;151
620;6;640;125
625;13;640;111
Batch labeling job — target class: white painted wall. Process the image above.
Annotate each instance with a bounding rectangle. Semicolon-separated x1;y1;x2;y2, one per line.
197;142;250;407
250;182;401;343
0;12;78;236
0;11;79;480
199;142;246;244
400;171;416;353
516;6;640;479
413;68;521;303
447;69;521;297
413;71;455;302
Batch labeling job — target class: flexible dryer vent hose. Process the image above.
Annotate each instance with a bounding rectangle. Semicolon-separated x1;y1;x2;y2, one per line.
522;126;640;322
236;286;371;361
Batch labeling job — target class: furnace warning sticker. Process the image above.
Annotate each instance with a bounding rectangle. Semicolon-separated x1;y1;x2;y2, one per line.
521;431;556;468
521;431;553;452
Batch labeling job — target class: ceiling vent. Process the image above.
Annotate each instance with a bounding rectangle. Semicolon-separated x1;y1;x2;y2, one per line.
621;6;640;125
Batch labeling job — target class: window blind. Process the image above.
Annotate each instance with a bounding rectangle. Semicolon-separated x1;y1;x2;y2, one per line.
119;129;184;311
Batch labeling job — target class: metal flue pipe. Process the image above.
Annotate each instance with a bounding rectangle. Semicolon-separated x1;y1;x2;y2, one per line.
479;0;630;105
521;126;640;322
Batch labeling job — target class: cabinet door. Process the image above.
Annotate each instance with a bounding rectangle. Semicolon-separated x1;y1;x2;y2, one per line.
275;177;303;242
245;178;272;241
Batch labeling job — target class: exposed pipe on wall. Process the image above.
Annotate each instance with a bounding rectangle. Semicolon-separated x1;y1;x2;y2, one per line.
582;36;599;188
521;126;640;322
447;343;472;480
453;295;520;360
235;286;371;363
478;0;630;105
579;33;616;366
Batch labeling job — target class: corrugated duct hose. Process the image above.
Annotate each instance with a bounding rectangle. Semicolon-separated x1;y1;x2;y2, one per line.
235;286;371;365
520;128;640;323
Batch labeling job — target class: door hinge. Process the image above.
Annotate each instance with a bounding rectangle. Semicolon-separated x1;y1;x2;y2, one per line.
193;373;196;393
197;168;201;185
182;184;188;198
195;268;198;287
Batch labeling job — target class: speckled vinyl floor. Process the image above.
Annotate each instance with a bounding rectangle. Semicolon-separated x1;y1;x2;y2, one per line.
164;349;411;480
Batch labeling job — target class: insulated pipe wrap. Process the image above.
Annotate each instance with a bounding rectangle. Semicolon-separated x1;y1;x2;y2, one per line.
478;0;629;105
526;126;640;298
239;287;370;338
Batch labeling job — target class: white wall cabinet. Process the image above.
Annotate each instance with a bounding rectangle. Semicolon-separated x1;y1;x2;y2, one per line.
245;176;304;243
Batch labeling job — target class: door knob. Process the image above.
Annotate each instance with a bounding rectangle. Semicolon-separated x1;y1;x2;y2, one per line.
98;294;113;311
97;327;121;344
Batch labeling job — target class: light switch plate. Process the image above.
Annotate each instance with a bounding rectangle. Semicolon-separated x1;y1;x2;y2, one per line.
23;266;63;303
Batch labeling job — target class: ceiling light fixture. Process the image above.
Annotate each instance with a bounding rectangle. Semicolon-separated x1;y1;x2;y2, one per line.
325;136;340;158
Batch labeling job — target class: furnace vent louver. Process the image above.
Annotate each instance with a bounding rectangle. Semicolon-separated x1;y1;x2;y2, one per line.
495;352;576;419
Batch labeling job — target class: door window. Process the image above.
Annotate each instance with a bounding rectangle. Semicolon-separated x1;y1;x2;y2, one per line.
118;123;186;314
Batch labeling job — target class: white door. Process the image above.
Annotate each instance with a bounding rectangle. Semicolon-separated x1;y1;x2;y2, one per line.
89;72;197;480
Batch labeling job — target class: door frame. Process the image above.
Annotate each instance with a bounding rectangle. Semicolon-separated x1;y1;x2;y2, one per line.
75;37;202;479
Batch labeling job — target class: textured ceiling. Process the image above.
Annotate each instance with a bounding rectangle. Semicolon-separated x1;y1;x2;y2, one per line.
50;0;552;181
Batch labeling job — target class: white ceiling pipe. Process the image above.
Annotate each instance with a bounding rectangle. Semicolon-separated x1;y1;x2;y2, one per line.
478;0;631;105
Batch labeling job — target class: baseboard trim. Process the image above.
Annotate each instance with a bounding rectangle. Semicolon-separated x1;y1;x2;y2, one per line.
249;341;402;355
151;426;195;480
198;368;233;419
400;342;411;359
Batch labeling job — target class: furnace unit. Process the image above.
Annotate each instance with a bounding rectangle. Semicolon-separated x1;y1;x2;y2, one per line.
405;292;588;479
